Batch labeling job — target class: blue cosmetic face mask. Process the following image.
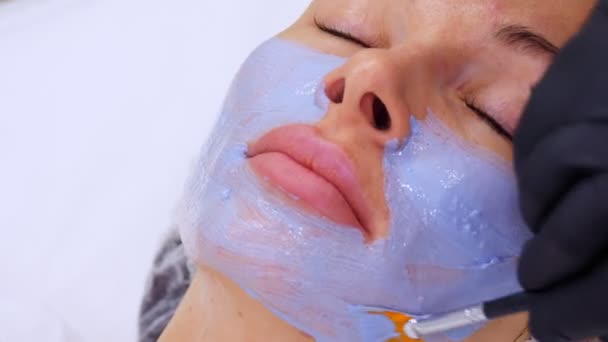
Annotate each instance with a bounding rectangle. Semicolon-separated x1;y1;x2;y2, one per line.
176;38;532;341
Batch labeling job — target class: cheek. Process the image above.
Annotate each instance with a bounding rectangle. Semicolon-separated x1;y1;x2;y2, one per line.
422;95;513;161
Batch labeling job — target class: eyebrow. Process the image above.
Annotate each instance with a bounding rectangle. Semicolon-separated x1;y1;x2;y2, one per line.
494;24;560;56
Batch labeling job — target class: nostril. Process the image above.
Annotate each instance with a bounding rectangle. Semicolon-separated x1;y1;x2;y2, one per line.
325;78;345;104
372;96;391;131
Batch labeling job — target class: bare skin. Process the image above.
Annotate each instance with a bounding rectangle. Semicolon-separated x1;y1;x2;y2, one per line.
162;266;531;342
160;266;314;342
162;0;597;341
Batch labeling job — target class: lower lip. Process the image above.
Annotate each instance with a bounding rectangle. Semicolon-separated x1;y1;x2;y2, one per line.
248;152;362;230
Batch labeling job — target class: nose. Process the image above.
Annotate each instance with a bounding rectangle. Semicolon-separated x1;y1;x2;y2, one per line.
314;47;440;240
319;48;423;148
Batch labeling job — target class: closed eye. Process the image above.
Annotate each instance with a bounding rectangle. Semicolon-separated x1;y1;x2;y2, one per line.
315;17;511;142
465;101;513;141
314;18;371;48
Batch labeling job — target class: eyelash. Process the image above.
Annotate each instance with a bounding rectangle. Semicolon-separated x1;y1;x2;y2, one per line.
314;18;371;48
315;18;512;141
465;100;513;141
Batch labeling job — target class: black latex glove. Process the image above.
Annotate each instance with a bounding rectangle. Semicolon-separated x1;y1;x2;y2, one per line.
514;2;608;341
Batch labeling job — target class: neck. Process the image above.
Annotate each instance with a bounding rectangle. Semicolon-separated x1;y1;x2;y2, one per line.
160;265;313;342
161;264;529;342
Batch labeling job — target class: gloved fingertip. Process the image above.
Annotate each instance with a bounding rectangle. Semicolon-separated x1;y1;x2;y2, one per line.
528;314;571;342
518;236;586;291
518;239;549;291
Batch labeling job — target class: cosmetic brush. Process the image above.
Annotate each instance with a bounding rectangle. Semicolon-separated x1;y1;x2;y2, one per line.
352;292;531;341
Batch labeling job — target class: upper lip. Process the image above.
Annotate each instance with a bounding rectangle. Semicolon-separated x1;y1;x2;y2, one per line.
247;124;372;235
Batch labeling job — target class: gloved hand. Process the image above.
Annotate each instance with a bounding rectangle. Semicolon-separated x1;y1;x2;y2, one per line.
514;2;608;341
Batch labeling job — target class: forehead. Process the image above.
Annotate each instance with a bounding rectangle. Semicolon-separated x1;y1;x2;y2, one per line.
312;0;594;48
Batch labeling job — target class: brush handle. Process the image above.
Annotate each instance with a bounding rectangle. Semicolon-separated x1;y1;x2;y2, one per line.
404;292;532;339
404;306;488;339
482;292;531;320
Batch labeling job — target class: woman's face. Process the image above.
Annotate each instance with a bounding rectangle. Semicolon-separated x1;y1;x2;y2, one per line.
289;0;594;148
276;0;595;238
177;1;594;340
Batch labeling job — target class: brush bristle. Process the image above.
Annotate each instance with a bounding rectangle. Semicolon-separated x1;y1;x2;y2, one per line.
349;306;420;341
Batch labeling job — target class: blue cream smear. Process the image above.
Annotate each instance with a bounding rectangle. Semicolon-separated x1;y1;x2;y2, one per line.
176;38;532;341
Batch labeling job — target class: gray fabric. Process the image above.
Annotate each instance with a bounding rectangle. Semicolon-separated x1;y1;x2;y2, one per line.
138;228;192;342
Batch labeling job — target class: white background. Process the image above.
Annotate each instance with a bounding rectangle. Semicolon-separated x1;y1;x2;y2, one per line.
0;0;308;340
